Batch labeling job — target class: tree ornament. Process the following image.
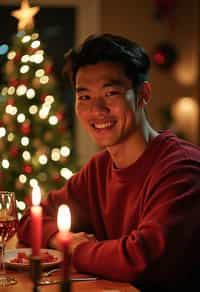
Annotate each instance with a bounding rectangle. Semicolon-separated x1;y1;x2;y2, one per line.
23;164;32;174
11;0;40;31
10;146;19;157
53;173;61;182
152;41;178;70
14;51;22;62
6;97;16;105
21;122;31;135
9;80;18;87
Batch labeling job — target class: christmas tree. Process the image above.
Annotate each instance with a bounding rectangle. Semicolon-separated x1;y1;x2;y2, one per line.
0;0;75;212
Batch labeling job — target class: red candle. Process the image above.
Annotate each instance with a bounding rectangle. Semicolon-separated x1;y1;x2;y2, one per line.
31;185;42;257
57;205;72;280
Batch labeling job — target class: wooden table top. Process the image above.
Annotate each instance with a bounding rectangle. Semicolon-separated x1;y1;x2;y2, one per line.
1;270;140;292
3;236;140;292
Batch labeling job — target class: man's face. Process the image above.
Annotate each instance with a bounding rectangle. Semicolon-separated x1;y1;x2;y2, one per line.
75;61;140;148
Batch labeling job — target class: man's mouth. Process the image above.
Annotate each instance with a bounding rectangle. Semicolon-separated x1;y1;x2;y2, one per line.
92;121;116;129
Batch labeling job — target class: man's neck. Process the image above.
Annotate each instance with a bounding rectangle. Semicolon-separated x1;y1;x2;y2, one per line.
107;122;158;169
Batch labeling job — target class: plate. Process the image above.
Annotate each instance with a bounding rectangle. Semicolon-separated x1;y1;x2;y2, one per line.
5;248;62;270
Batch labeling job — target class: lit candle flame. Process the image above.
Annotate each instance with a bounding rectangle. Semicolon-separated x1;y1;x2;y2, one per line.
32;185;41;206
57;204;71;232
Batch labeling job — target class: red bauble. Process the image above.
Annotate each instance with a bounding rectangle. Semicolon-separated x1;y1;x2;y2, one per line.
6;98;16;105
9;80;18;87
28;47;38;54
21;122;31;135
56;111;64;121
44;63;53;74
23;164;33;174
40;93;48;103
19;80;28;86
14;51;21;62
10;146;19;157
53;173;61;182
58;125;67;133
24;193;32;207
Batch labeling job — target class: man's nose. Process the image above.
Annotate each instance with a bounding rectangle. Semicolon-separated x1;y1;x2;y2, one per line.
91;97;109;113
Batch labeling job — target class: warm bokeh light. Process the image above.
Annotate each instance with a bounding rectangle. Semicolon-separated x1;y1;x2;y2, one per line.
172;97;199;143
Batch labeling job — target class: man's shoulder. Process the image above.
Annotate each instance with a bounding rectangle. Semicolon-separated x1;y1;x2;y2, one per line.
155;130;200;159
151;130;200;173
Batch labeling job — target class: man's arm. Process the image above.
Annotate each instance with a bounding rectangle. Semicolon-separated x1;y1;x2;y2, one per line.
17;176;93;247
69;166;200;287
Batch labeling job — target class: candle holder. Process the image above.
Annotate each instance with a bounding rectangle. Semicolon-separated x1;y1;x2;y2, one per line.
30;256;41;292
60;279;71;292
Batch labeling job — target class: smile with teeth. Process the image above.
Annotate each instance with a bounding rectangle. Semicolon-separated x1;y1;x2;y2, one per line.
92;121;115;129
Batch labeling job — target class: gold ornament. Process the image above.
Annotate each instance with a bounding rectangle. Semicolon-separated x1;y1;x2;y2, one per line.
11;0;40;31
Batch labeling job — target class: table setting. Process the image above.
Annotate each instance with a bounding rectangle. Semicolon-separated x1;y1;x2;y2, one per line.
0;187;139;292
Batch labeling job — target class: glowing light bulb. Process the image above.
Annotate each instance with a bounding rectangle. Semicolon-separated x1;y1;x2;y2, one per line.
19;174;27;183
16;85;27;96
49;115;58;125
21;136;29;146
17;113;26;123
60;168;73;180
7;86;15;95
0;127;6;137
22;150;31;161
26;88;35;99
38;154;48;165
7;51;16;60
60;146;70;157
35;69;45;78
2;159;9;169
31;33;39;40
8;133;15;141
30;179;38;188
22;35;31;43
20;65;30;74
29;105;38;115
31;40;40;49
51;148;60;161
40;76;49;84
21;54;30;63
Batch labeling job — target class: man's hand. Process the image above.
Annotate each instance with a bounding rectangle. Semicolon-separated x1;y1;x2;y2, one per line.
49;232;95;255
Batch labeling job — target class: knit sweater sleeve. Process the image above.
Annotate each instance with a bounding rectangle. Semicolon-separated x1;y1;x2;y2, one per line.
71;159;200;285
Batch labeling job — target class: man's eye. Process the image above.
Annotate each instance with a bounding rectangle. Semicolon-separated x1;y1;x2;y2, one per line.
78;95;90;100
105;91;119;97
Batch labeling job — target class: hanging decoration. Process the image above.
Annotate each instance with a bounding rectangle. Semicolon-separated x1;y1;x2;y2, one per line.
152;41;178;70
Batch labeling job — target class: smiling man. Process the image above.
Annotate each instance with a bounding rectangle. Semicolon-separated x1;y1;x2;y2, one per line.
18;34;200;291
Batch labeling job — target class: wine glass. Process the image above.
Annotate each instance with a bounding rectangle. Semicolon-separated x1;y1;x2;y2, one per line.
0;191;18;287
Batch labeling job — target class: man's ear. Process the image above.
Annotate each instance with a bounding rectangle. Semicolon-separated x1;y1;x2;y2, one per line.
137;81;151;108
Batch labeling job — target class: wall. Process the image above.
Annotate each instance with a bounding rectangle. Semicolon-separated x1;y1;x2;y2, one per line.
101;0;199;143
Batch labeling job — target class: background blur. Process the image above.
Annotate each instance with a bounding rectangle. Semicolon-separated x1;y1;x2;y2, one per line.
0;0;199;167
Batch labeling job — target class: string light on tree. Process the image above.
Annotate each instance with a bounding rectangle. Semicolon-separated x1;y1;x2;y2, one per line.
0;0;76;212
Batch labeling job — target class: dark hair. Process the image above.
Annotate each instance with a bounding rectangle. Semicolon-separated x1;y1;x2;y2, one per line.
64;33;151;90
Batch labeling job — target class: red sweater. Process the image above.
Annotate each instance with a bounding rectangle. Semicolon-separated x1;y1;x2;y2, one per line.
18;130;200;290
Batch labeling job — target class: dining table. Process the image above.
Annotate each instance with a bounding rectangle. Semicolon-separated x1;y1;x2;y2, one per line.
3;235;141;292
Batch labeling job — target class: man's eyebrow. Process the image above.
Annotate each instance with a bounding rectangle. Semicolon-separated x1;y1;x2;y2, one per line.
76;86;87;93
103;79;125;88
76;79;125;93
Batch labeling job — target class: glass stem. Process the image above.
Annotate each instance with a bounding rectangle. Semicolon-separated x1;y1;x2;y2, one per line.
0;242;5;275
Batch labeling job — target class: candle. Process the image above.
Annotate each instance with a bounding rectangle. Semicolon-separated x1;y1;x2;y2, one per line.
31;185;42;257
57;204;72;281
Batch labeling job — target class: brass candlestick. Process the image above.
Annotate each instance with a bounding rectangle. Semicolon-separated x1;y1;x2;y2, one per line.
30;256;41;292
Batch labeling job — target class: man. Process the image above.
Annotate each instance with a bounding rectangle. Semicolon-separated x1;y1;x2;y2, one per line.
18;34;200;291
